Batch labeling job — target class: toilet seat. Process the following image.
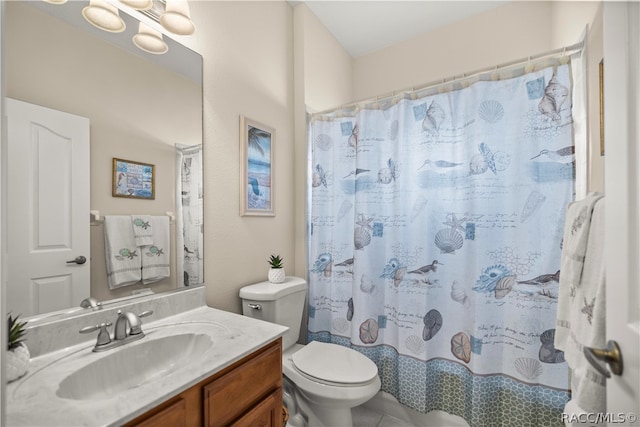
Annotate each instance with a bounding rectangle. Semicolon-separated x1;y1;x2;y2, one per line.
291;341;378;387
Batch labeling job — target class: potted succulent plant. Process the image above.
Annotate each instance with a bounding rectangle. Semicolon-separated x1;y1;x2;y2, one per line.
7;313;30;382
267;254;286;284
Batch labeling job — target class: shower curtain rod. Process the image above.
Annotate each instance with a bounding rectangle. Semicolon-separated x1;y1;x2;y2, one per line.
312;40;584;117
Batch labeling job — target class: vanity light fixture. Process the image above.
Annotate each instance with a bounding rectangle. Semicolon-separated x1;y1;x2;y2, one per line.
82;0;126;33
133;22;168;55
42;0;68;4
160;0;195;36
119;0;153;11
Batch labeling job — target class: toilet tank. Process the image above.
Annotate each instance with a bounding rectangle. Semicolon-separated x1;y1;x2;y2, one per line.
239;277;307;351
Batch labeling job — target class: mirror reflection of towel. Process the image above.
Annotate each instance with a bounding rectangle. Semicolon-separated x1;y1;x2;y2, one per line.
104;216;142;289
131;215;153;246
142;216;170;284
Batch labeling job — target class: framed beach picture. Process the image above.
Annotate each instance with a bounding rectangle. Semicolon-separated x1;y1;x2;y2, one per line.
240;116;275;216
112;158;155;200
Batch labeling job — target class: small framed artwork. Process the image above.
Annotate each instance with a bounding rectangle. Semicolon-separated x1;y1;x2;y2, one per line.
240;116;275;216
112;158;155;200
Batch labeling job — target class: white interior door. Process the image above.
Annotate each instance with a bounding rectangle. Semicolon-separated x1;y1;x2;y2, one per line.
603;2;640;422
6;98;90;317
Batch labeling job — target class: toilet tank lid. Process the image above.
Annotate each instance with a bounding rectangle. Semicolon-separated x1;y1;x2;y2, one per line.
239;276;307;301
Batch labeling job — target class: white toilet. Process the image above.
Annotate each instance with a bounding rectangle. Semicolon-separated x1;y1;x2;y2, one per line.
240;276;381;427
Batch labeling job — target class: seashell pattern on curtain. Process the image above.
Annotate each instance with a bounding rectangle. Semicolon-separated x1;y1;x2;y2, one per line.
307;62;577;427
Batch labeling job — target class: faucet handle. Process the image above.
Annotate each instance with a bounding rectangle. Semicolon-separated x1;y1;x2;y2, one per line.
130;310;154;335
79;321;112;347
114;309;153;318
138;310;154;318
79;322;111;334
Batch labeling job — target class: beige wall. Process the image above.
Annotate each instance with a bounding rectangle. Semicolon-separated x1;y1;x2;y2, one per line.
5;2;201;302
550;1;604;192
187;2;295;313
296;4;354;113
352;2;554;101
292;4;354;279
586;5;604;193
189;1;351;313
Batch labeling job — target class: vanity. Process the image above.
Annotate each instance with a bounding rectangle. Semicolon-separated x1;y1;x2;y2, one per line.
5;289;288;427
125;339;282;427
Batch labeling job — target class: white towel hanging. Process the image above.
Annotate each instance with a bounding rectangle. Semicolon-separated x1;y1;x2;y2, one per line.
104;216;142;289
131;215;153;246
141;216;170;284
555;195;606;413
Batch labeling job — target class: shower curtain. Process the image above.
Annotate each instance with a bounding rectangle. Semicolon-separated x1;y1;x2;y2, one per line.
308;60;582;427
176;144;204;287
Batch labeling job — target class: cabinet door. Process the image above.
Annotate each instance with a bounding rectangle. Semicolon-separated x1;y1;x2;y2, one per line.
231;390;281;427
204;342;282;426
132;397;187;427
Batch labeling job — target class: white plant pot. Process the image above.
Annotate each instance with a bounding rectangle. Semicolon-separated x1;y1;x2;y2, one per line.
268;268;286;284
7;343;30;383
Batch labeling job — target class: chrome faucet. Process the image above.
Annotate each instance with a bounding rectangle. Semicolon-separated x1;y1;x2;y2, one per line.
79;321;112;349
114;309;153;340
79;309;153;352
80;297;102;310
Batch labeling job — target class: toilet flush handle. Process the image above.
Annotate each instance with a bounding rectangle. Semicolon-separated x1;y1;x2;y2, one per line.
247;303;262;310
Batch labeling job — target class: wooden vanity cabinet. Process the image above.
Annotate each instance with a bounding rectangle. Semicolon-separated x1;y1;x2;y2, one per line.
124;338;283;427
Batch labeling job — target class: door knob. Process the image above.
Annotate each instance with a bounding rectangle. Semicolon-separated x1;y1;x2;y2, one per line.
66;256;87;265
583;340;623;378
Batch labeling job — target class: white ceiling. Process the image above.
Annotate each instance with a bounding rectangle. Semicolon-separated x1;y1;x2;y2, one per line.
296;1;508;57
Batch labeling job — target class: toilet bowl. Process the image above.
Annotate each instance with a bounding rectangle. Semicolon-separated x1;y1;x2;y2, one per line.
283;343;381;426
239;277;381;427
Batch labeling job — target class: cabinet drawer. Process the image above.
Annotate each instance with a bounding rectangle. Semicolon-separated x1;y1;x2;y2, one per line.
231;390;281;427
204;341;282;426
131;397;186;427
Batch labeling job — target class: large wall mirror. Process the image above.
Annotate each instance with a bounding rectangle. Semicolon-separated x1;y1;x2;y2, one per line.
4;1;203;322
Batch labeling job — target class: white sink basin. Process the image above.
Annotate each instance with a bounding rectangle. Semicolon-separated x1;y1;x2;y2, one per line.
56;333;213;400
6;306;289;427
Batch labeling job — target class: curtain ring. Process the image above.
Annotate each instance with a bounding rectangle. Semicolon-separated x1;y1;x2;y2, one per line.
524;57;535;74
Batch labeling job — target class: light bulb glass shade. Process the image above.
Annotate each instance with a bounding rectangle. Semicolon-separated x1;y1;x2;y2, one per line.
82;0;126;33
133;22;168;55
160;0;195;36
119;0;153;11
43;0;68;4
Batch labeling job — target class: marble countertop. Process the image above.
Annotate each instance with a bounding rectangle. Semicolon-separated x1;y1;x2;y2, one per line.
6;306;288;427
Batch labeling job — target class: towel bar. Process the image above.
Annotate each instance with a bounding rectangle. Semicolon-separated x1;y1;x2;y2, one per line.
90;211;175;225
